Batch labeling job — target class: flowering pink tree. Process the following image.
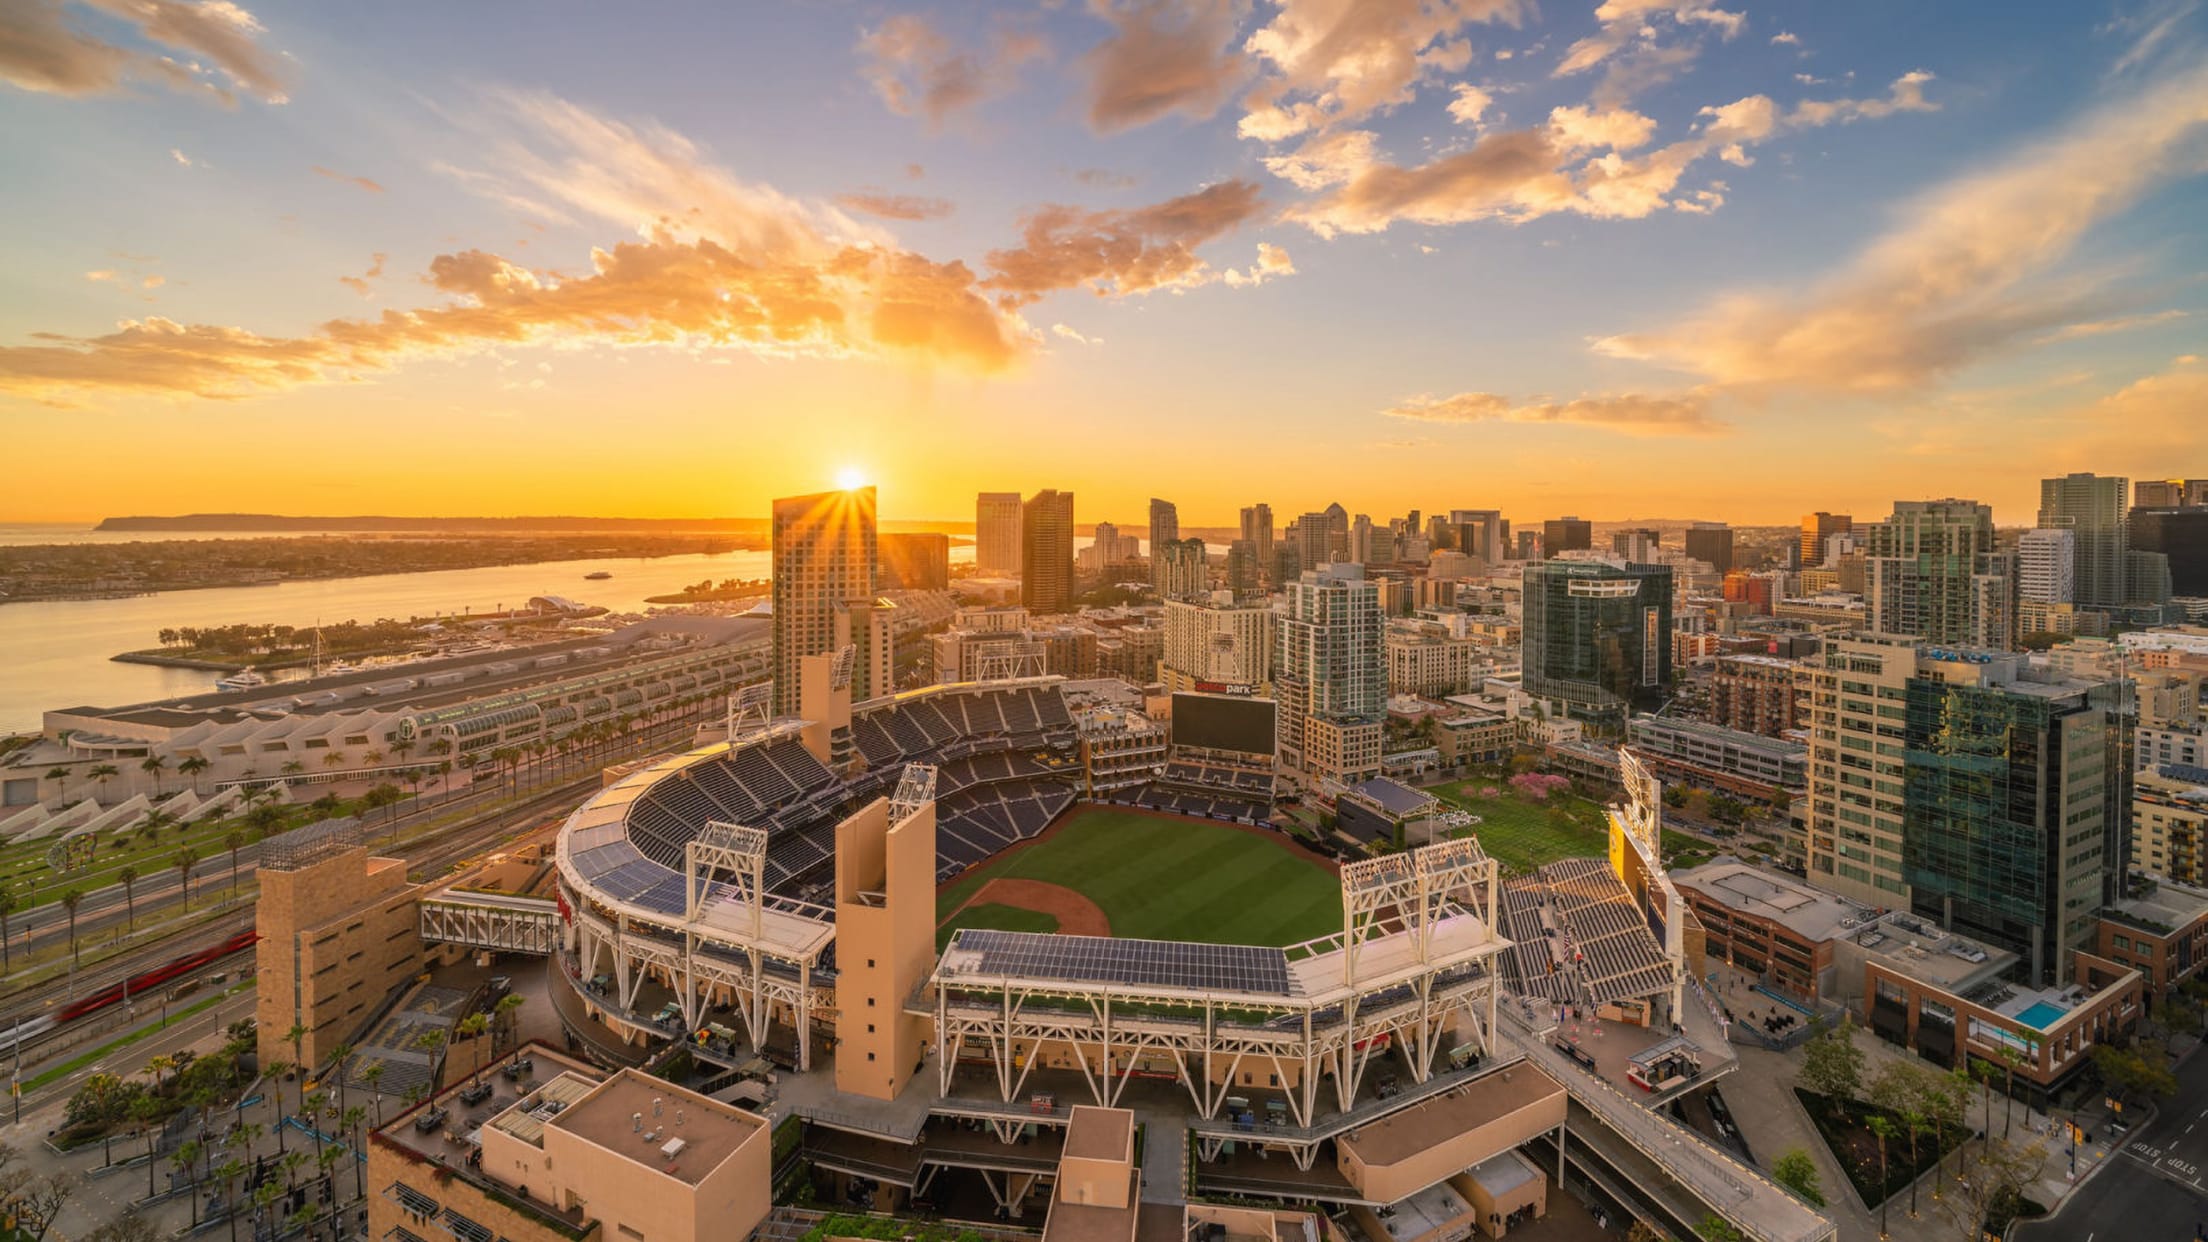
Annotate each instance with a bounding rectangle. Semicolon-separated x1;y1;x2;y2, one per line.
1508;772;1572;802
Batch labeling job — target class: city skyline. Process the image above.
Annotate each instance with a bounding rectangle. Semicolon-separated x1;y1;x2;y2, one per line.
3;2;2207;525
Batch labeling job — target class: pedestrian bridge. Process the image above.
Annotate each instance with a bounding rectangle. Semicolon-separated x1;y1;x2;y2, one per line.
419;889;561;955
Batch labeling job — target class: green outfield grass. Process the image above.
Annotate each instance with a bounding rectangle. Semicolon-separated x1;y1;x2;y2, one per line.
934;902;1058;948
936;807;1341;947
1429;780;1614;874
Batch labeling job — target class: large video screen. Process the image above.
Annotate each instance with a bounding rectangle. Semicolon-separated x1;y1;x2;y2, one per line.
1171;692;1276;757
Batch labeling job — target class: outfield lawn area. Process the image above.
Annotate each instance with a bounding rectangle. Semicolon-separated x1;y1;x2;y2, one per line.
935;903;1057;948
1429;780;1612;873
936;807;1341;947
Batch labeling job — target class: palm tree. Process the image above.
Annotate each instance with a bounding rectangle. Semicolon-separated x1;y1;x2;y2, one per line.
1997;1041;2031;1139
457;1013;490;1083
284;1022;309;1072
280;759;305;778
45;766;69;801
325;1042;355;1111
494;993;527;1053
88;762;120;802
301;1090;327;1156
179;755;211;795
139;754;168;797
361;1063;387;1125
60;888;84;963
245;802;287;840
1867;1114;1895;1240
322;750;348;774
266;1058;292;1153
1900;1095;1927;1219
173;847;198;908
172;1138;204;1223
118;865;139;931
249;1180;282;1237
1970;1058;1999;1165
144;1053;175;1088
225;829;245;894
279;1148;308;1189
340;1104;368;1199
215;1156;246;1242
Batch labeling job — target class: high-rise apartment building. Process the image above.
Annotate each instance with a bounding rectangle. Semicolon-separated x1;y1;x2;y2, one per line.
1149;498;1178;595
1225;539;1260;596
1021;489;1075;615
1801;512;1852;568
1706;654;1801;736
1239;503;1274;577
2132;507;2208;596
1276;566;1384;787
2137;479;2208;509
1160;595;1275;694
1863;499;2012;648
1611;528;1661;561
1324;502;1350;563
1543;516;1592;555
1157;537;1208;601
772;487;878;716
975;492;1023;576
2016;528;2076;604
1296;511;1332;571
2039;473;2131;609
1901;651;2117;985
1450;510;1507;565
1802;633;1916;905
1520;558;1673;731
1350;514;1376;565
1684;522;1734;574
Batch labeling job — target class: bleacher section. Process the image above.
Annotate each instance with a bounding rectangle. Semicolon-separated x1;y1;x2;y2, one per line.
604;682;1083;899
1120;783;1272;825
1500;858;1679;1009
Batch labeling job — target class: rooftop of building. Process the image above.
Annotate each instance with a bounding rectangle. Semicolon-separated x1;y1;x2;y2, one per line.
1336;1063;1565;1166
547;1067;764;1186
1064;1106;1134;1163
1671;860;1872;944
1042;1170;1141;1242
376;1045;603;1166
1849;911;2017;992
1627;716;1807;757
2106;878;2208;936
1713;653;1803;670
1343;776;1438;817
1365;1180;1472;1242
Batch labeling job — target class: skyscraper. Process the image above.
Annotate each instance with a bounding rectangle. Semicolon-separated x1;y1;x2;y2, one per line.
1863;499;2012;648
1239;503;1274;576
1900;651;2119;985
1297;511;1332;571
1610;528;1661;562
1520;558;1673;731
1450;510;1506;564
1226;539;1260;596
1800;512;1852;568
2136;479;2208;508
1542;516;1592;555
2132;506;2208;595
2016;528;2076;604
1684;522;1734;574
772;487;877;717
1276;565;1385;786
1324;502;1350;563
1157;538;1208;601
1149;498;1179;595
1021;489;1075;615
975;492;1022;576
2038;473;2130;608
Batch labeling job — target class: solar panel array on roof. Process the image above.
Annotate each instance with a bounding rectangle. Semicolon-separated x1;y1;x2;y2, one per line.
957;929;1292;995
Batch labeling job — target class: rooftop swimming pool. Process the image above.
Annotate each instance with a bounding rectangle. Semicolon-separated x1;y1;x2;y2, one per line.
2015;1000;2069;1029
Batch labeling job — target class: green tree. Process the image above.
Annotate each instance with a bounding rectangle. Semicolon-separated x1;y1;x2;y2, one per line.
225;829;246;894
494;992;527;1052
88;763;120;800
45;766;70;801
178;755;210;795
118;865;139;931
457;1012;490;1083
1694;1214;1744;1242
1798;1014;1865;1103
139;753;168;796
1771;1147;1825;1207
173;846;198;908
59;888;84;963
0;890;14;974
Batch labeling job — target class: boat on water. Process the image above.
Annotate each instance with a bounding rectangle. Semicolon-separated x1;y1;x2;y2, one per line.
214;669;269;692
584;571;613;580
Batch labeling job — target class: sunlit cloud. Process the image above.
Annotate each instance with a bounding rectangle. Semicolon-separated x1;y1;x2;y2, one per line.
312;165;385;193
1050;322;1102;345
337;252;387;298
982;179;1271;306
1082;0;1247;133
2036;308;2190;343
1237;0;1523;142
0;0;289;105
1382;388;1724;435
835;192;957;222
857;13;1047;129
1594;62;2208;392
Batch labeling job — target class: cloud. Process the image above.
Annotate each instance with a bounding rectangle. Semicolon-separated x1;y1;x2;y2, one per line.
312;165;384;193
141;274;163;289
1552;0;1744;106
0;0;288;105
1594;63;2208;393
981;179;1268;306
1447;83;1495;126
1286;71;1935;233
0;235;1026;404
337;252;386;298
2110;0;2201;76
1546;103;1658;152
1051;322;1102;345
1237;0;1524;142
2035;308;2190;343
1082;0;1247;133
1221;241;1296;286
858;14;1047;128
835;192;956;221
169;147;192;166
1770;30;1801;46
1262;127;1380;190
85;269;119;283
1074;167;1137;188
1382;389;1723;435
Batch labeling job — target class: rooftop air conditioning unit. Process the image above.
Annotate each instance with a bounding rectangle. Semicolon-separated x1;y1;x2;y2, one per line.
661;1137;688;1159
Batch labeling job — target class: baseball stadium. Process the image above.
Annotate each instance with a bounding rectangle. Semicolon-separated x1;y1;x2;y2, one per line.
385;654;1831;1242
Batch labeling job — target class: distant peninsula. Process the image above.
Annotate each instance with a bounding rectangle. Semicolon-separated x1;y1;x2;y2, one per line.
96;513;769;534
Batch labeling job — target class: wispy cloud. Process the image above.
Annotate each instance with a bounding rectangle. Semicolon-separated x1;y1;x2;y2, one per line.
312;165;384;193
858;13;1046;129
835;192;956;222
1595;62;2208;392
337;252;386;298
1383;388;1724;435
1082;0;1247;133
1237;0;1523;142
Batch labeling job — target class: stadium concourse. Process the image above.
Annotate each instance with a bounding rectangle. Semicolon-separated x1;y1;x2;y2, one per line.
399;657;1833;1242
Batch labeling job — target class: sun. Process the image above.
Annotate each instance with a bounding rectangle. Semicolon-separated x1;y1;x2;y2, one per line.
834;466;869;491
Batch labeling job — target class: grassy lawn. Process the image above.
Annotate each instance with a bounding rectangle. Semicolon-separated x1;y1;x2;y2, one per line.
935;902;1059;948
1429;780;1612;873
936;807;1341;947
